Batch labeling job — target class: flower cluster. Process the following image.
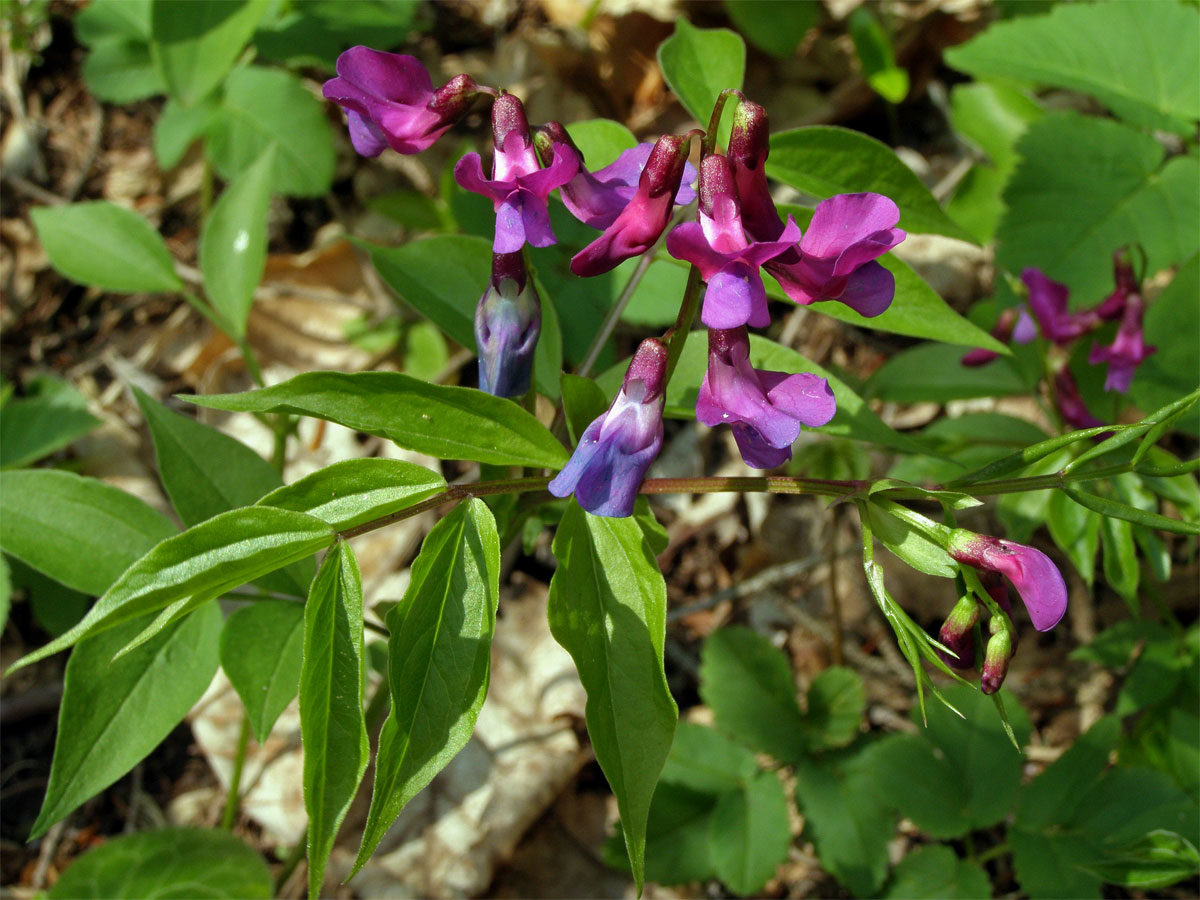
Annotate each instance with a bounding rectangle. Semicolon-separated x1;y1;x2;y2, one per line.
323;57;907;517
963;250;1155;429
941;529;1069;693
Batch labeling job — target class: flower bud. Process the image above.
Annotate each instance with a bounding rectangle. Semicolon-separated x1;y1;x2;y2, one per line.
548;339;668;517
980;619;1014;695
697;154;737;219
728;98;783;243
947;529;1068;632
475;251;540;398
936;595;981;670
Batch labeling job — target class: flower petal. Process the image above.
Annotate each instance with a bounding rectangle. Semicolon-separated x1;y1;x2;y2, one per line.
834;261;895;317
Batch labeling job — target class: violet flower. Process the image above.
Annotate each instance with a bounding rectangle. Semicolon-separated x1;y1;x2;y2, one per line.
1053;368;1106;430
961;305;1037;367
947;529;1068;633
323;48;483;157
571;134;696;277
1022;268;1097;345
667;155;802;329
1088;291;1155;393
534;123;697;230
696;327;835;468
548;339;668;517
475;251;541;398
455;94;578;253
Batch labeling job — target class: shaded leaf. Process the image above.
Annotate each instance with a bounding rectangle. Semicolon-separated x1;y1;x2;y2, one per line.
220;600;304;743
657;20;745;146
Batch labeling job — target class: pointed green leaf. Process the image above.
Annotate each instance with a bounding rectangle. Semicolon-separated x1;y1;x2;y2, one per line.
766;127;975;242
7;506;334;674
186;371;569;468
804;665;866;750
657;20;745;146
47;826;271;899
30;602;222;839
865;341;1029;403
220;600;304;743
199;145;275;339
1046;489;1101;584
564;118;637;166
302;542;368;899
81;38;166;104
548;502;677;892
944;1;1198;134
353;499;499;871
1064;485;1199;536
32;202;183;293
154;95;219;169
723;0;816;59
0;375;101;469
150;0;269;106
0;469;176;596
700;625;806;762
258;458;446;532
710;772;792;895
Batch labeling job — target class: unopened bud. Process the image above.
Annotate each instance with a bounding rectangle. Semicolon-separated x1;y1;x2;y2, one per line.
475;251;540;398
981;621;1014;695
490;93;530;149
697;154;737;219
428;73;483;121
936;595;980;670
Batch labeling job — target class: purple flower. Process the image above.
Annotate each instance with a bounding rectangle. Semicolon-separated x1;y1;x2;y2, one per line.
475;251;541;398
534;124;697;230
1053;368;1106;430
455;95;578;253
667;155;802;329
727;97;782;246
1088;291;1155;393
570;134;696;277
961;305;1036;367
766;193;906;318
936;595;980;670
323;48;482;157
947;530;1068;633
548;339;667;517
1022;268;1098;345
696;327;835;468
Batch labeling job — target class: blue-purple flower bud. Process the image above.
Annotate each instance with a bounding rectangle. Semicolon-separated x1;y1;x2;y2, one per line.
548;338;668;517
475;251;540;398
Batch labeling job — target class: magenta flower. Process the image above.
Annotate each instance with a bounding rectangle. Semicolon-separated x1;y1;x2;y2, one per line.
696;327;835;468
1088;291;1155;393
961;305;1037;367
766;193;906;318
548;339;668;517
323;48;482;157
667;155;801;329
727;97;782;246
570;134;696;277
455;94;578;253
475;251;541;398
535;124;697;230
947;530;1068;633
1053;368;1106;430
1021;268;1099;345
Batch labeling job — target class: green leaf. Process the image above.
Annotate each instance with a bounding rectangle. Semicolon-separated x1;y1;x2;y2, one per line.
1064;485;1199;536
883;844;992;899
944;1;1199;134
865;341;1028;404
1016;716;1121;831
766;127;975;242
532;270;563;400
805;666;866;750
220;600;304;743
7;506;334;674
366;234;487;351
75;0;152;42
0;556;9;642
1082;829;1200;891
258;458;445;532
31;603;222;839
353;500;499;872
1046;489;1100;584
0;469;176;596
867;733;972;838
32;202;183;293
699;625;805;763
0;375;100;469
548;502;677;892
186;371;569;469
848;7;908;104
997;113;1200;305
865;501;957;578
134;388;313;598
207;66;335;197
657;20;745;147
1131;255;1200;436
950;82;1043;175
560;373;609;445
710;772;792;895
793;751;895;897
150;0;269;106
253;0;420;70
302;542;368;900
1101;513;1140;607
82;38;166;103
154;95;219;169
723;0;816;58
564;118;638;166
199;145;274;339
47;826;271;899
605;782;718;885
659;720;759;793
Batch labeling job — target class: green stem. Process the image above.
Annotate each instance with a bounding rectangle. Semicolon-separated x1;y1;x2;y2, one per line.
662;264;704;387
220;714;252;830
576;248;657;379
975;841;1011;865
273;827;307;897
